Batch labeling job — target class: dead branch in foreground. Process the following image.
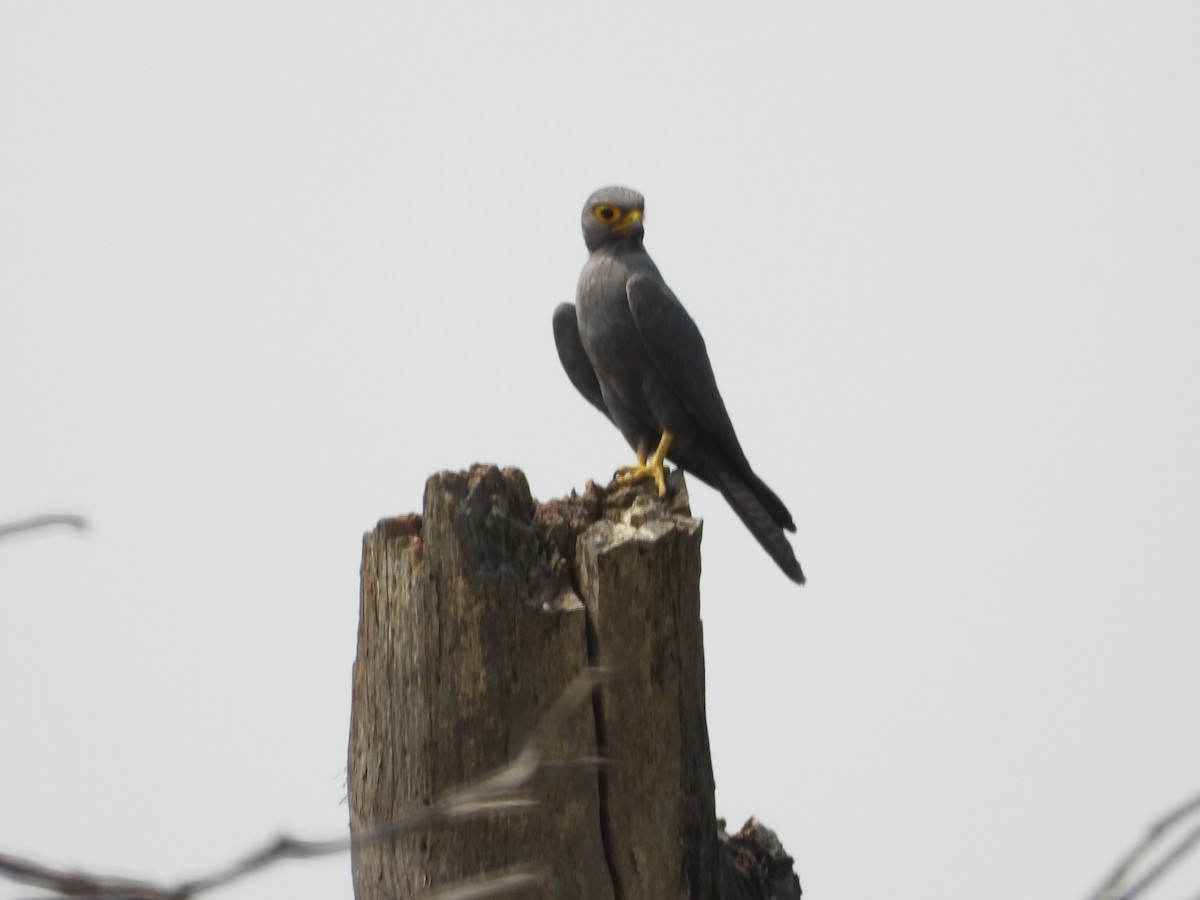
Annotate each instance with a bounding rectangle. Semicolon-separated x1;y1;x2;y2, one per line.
0;670;604;900
0;514;88;541
1083;787;1200;900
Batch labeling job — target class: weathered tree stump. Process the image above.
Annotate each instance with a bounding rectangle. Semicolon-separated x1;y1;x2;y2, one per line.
348;464;801;899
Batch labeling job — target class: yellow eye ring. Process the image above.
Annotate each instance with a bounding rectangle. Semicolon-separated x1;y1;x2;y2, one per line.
594;205;620;223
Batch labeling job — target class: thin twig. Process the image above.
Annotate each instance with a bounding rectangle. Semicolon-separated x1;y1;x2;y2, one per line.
0;851;177;899
0;670;605;899
1121;819;1200;899
1084;788;1200;900
0;514;89;540
423;867;541;900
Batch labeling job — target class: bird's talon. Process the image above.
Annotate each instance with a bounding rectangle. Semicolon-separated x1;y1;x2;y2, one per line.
614;465;651;485
613;431;673;495
613;462;670;497
654;470;668;496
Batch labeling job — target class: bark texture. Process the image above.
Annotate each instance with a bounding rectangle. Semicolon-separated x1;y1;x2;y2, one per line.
348;464;801;899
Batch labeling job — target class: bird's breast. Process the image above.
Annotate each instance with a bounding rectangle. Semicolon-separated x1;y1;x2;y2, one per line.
576;257;637;360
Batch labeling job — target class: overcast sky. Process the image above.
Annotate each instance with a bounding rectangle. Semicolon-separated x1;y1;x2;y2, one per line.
3;3;1199;899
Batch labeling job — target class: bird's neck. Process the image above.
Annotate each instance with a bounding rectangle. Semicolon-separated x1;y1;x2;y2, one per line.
592;238;645;263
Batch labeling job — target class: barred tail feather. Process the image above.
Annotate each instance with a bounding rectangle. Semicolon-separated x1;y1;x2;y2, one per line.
714;466;806;585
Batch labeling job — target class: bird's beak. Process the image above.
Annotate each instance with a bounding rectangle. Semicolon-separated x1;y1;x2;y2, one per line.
614;209;643;234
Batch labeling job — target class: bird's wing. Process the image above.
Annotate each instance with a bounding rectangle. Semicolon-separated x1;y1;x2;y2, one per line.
627;272;798;535
625;271;743;458
552;303;611;420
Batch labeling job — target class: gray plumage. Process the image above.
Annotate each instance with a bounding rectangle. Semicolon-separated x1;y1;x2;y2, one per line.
553;186;805;585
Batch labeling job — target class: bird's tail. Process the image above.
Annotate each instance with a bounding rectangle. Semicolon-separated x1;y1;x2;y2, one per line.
713;465;806;585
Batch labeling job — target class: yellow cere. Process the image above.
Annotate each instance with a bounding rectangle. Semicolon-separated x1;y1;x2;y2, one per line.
595;205;642;233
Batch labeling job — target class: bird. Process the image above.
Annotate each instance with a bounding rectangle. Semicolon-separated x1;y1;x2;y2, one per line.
552;186;805;585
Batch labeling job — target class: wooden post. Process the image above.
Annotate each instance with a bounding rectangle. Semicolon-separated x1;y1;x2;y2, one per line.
347;465;801;899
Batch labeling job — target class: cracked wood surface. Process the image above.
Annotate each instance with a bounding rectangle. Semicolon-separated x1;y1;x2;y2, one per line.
347;464;799;899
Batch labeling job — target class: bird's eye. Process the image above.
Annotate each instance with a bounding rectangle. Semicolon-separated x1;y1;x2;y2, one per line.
594;205;620;223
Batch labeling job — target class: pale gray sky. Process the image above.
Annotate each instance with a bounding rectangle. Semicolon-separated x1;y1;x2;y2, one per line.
3;3;1199;898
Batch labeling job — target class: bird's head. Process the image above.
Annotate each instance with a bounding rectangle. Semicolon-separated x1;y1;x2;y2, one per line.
581;186;645;252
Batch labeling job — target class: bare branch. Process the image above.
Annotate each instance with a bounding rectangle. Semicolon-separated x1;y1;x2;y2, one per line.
0;669;605;899
1119;820;1200;900
0;850;179;899
1084;788;1200;900
423;867;541;900
0;514;89;541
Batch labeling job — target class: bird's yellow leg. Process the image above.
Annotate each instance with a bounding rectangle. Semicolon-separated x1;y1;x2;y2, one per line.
614;447;647;481
615;431;674;496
